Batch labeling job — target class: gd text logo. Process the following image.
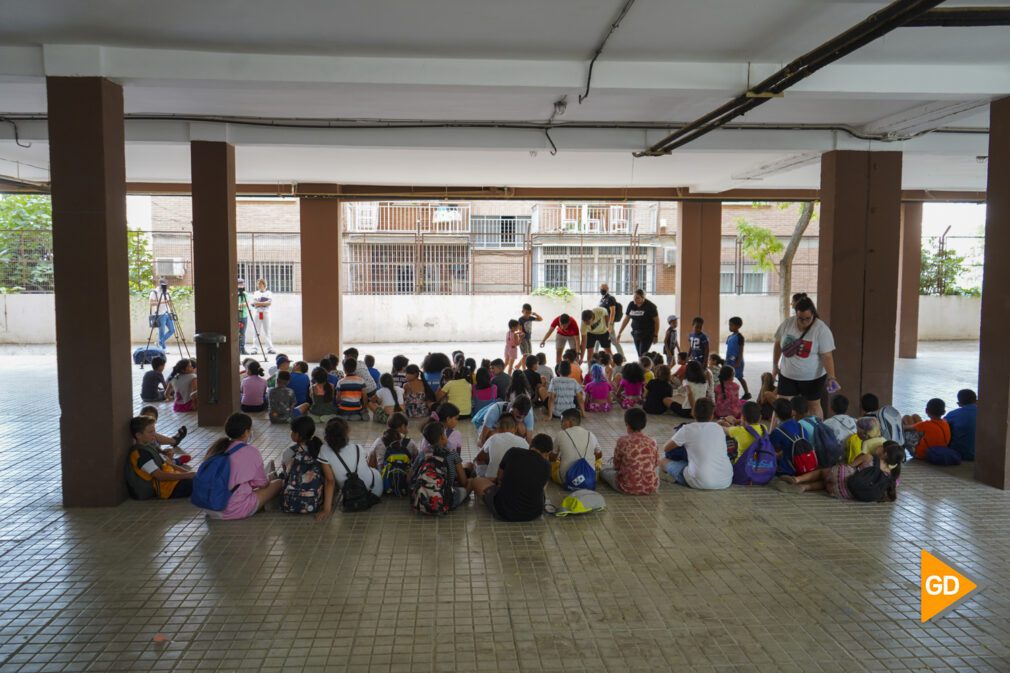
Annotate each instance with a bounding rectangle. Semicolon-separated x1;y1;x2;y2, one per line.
921;549;978;622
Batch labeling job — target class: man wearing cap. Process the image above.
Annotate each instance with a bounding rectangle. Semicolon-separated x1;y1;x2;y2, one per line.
662;315;681;365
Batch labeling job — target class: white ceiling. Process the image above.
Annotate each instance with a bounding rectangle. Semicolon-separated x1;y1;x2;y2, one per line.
0;0;1006;191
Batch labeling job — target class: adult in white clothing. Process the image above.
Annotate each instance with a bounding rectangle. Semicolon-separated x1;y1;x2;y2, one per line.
251;278;275;354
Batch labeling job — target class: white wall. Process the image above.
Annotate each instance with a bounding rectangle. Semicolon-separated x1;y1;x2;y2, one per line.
0;293;983;344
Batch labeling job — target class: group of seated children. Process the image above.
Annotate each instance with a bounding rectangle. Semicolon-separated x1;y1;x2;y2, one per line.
141;356;198;412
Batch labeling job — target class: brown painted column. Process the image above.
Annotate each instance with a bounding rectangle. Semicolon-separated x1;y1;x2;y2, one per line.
897;202;922;358
299;185;342;362
817;151;902;405
191;141;239;426
976;97;1010;490
47;77;131;507
676;201;721;350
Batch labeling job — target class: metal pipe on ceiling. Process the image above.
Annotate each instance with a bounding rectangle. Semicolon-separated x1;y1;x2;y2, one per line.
905;6;1010;26
634;0;946;157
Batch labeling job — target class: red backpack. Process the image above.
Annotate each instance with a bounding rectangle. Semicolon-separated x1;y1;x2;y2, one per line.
777;427;818;475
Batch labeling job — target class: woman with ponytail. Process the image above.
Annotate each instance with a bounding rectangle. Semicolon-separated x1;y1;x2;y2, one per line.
204;413;283;520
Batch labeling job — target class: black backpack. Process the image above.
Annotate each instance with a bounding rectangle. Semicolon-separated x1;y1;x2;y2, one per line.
333;444;379;512
846;459;892;502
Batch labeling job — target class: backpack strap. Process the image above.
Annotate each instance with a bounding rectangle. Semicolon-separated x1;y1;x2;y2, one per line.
564;429;591;460
225;442;247;456
333;445;354;478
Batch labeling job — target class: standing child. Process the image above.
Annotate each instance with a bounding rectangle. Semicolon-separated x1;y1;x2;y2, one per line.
141;356;169;402
687;317;710;365
662;315;681;366
584;363;613;413
504;319;523;374
239;361;269;413
517;304;543;370
713;365;743;420
168;359;198;412
125;416;195;500
280;416;335;521
600;408;658;495
725;317;750;398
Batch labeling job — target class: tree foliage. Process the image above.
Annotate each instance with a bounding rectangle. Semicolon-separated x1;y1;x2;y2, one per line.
735;218;782;272
919;245;980;297
0;195;54;292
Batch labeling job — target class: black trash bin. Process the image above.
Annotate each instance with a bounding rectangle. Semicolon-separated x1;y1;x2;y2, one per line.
194;332;227;404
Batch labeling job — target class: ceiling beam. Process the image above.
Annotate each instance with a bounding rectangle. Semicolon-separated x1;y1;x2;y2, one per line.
904;7;1010;27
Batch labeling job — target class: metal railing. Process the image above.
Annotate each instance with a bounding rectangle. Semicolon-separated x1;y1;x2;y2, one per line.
344;202;471;233
720;234;820;296
531;203;658;234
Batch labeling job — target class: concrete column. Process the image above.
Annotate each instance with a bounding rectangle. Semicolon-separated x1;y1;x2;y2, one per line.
897;202;922;358
676;201;722;350
47;77;131;507
976;97;1010;490
191;141;239;426
299;185;342;362
817;151;902;405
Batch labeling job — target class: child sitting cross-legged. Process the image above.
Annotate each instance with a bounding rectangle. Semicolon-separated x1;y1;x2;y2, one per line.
659;398;733;490
473;414;529;479
903;398;953;462
268;370;302;424
472;433;552;522
137;405;189;463
280;416;335;521
583;363;613;413
643;364;676;415
239;361;269;413
551;408;602;488
600;407;658;495
125;415;195;500
616;361;646;409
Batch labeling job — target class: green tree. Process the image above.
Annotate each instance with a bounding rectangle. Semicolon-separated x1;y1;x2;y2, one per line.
735;202;816;319
127;229;156;295
919;244;980;297
0;195;54;292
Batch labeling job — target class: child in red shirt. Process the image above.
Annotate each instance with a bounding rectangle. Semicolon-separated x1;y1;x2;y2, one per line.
903;398;951;460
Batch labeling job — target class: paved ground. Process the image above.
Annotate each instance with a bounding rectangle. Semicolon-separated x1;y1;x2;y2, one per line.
0;341;1006;673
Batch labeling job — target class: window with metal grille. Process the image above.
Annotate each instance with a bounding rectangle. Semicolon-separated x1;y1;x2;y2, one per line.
472;216;529;248
236;262;296;293
536;245;654;294
720;265;769;294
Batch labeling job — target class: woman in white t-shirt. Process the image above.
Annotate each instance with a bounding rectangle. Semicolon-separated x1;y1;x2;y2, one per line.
319;418;384;499
251;278;275;354
658;398;732;490
772;296;838;418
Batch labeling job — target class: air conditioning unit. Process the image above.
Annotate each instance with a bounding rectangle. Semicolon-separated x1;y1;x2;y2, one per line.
663;246;677;266
156;258;186;277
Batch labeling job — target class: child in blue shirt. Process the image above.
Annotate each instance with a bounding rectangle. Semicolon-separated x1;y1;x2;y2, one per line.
364;355;382;388
944;389;977;461
687;317;709;364
288;360;312;407
770;397;813;476
725;316;750;399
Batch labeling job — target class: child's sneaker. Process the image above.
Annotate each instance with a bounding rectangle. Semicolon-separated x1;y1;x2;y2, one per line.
172;425;188;445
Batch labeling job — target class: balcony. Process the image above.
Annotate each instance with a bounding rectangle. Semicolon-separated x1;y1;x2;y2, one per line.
344;202;471;233
531;203;657;235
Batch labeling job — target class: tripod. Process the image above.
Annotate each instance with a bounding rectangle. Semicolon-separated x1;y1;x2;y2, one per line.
239;288;268;362
142;282;192;369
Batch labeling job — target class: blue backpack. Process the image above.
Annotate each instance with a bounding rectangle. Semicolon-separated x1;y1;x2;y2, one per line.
732;425;776;486
804;418;843;467
191;442;246;511
472;401;507;432
561;429;597;491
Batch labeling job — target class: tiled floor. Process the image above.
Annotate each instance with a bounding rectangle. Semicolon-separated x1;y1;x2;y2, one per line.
0;341;1007;673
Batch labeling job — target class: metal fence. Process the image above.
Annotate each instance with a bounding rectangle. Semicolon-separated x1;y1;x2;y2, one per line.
921;234;984;295
0;230;302;293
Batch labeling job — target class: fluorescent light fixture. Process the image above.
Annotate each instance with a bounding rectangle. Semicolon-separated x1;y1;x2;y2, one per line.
860;99;991;139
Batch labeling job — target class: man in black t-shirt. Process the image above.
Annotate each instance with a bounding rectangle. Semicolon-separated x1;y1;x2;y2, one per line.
616;289;660;356
598;283;624;356
472;434;552;521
